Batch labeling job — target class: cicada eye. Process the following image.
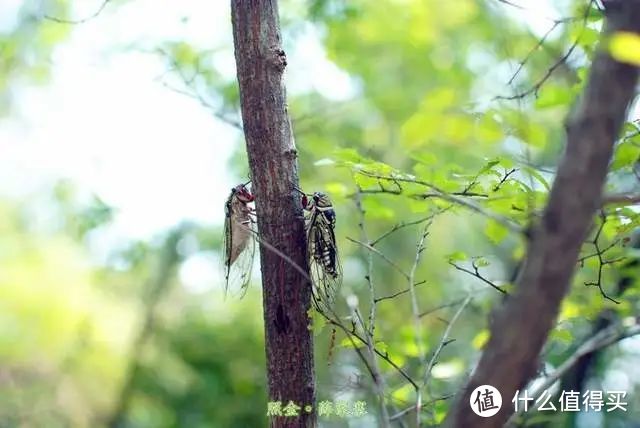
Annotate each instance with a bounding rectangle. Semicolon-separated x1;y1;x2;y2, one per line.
242;186;255;202
233;184;254;203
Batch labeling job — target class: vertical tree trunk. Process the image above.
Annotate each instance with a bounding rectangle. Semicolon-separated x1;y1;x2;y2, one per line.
231;1;316;427
444;1;640;427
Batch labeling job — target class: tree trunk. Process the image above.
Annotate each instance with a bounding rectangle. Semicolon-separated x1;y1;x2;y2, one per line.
231;1;316;427
444;1;640;427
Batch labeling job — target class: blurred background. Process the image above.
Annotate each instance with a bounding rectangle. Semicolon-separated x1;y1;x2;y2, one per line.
1;0;638;427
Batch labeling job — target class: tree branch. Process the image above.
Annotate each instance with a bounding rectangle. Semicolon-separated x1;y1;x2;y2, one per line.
357;171;523;234
444;2;640;426
449;260;508;295
44;0;111;24
507;322;640;426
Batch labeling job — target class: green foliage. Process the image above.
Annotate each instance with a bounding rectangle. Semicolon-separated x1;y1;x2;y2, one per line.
0;0;72;115
2;0;639;426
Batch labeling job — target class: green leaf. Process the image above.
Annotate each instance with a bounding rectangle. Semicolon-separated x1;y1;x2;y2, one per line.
535;85;574;109
447;251;467;262
611;141;640;171
574;27;600;48
325;182;348;198
476;114;503;145
339;337;365;349
550;328;573;344
475;257;490;267
485;219;509;244
472;329;490;350
478;158;500;175
411;152;438;166
333;148;366;163
363;198;395;220
523;167;551;191
376;341;389;354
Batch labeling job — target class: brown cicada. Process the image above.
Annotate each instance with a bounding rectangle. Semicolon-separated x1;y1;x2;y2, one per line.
223;183;256;296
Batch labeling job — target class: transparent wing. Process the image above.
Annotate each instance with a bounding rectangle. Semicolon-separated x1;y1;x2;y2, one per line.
226;225;255;298
308;211;342;314
221;201;255;298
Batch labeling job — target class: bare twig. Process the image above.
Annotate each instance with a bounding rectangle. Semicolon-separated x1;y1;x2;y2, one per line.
371;214;441;247
495;42;580;100
449;260;508;295
507;23;562;85
408;221;432;428
419;298;469;318
602;193;640;206
44;0;111;24
424;297;472;387
357;171;523;234
156;48;243;130
423;296;472;425
347;237;410;280
495;0;594;100
375;281;427;303
320;312;419;390
352;186;391;426
493;168;518;192
389;395;454;421
582;213;622;304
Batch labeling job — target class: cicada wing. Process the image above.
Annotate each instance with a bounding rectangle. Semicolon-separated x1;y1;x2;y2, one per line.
229;226;255;297
222;201;233;296
221;197;256;298
307;211;341;314
222;221;255;298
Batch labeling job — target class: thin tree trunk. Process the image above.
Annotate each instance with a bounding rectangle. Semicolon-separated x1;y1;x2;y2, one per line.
444;2;640;427
231;1;316;427
107;231;182;428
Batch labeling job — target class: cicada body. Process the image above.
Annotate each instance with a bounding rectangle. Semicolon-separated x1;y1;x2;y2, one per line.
223;183;256;296
300;191;342;313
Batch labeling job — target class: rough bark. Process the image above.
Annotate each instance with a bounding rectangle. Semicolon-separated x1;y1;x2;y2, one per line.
444;2;640;427
231;1;316;427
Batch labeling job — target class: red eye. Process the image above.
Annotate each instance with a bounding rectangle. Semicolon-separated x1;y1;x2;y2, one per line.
301;195;308;208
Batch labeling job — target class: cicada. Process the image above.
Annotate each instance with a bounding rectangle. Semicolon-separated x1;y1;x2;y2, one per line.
223;183;256;296
298;189;342;313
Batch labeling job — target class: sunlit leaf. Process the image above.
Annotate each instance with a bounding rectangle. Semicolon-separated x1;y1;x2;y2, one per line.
484;219;509;244
609;32;640;66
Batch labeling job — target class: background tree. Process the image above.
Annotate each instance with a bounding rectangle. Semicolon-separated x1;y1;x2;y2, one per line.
1;0;640;427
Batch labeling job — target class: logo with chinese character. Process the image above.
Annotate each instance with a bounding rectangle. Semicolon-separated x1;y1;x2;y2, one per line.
267;400;368;419
470;385;502;417
511;389;628;413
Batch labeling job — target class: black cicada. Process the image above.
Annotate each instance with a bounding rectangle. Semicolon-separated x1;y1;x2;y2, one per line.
298;189;342;313
223;183;256;296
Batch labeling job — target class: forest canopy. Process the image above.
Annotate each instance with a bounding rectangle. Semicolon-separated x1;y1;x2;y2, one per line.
0;0;639;427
